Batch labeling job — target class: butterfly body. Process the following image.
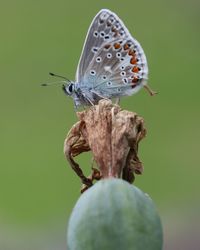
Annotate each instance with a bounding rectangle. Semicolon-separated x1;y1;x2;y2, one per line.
63;9;149;107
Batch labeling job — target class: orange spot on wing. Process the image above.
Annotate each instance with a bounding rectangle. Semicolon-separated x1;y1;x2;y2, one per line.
132;66;140;73
114;31;119;37
107;21;111;26
128;49;135;56
132;77;139;86
114;43;121;49
111;27;119;37
123;44;129;50
104;44;111;49
112;27;117;32
130;57;137;64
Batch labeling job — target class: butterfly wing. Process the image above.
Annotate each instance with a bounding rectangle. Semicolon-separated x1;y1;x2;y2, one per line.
75;9;148;99
76;9;113;82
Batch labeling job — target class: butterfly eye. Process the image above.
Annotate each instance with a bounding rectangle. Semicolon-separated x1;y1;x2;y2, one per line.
90;70;96;76
107;53;112;59
63;83;74;96
68;84;73;93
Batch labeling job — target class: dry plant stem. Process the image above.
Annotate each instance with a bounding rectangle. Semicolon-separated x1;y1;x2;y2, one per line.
64;100;146;191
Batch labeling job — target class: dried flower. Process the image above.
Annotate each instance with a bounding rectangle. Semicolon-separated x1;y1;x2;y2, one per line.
64;100;146;192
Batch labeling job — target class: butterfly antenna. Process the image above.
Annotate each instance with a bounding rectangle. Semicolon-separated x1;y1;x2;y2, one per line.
49;72;71;83
41;80;66;87
41;72;71;87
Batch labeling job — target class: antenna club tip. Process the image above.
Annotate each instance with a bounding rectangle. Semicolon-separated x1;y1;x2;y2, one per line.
41;83;47;86
49;72;54;76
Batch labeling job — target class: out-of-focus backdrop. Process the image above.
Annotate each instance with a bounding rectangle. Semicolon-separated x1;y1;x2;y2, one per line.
0;0;199;249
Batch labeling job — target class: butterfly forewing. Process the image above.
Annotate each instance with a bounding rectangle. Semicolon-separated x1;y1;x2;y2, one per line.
75;10;112;82
76;9;148;99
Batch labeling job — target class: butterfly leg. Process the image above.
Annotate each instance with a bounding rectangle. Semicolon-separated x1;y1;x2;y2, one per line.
144;85;158;96
73;100;78;110
90;90;110;101
82;93;95;106
115;97;120;105
75;89;95;106
73;102;86;111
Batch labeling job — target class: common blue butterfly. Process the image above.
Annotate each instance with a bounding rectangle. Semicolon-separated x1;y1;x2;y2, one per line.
50;9;156;107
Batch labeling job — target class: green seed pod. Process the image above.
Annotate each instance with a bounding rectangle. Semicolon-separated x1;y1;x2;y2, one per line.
67;179;163;250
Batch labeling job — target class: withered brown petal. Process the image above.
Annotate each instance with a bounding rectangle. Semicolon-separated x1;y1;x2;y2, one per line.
64;100;146;192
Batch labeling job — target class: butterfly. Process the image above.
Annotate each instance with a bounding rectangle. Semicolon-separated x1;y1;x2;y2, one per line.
48;9;156;107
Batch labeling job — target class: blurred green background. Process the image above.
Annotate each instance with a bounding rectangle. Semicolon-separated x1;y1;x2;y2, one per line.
0;0;199;249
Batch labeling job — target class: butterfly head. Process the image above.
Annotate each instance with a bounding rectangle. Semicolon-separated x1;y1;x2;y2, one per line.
46;72;75;96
